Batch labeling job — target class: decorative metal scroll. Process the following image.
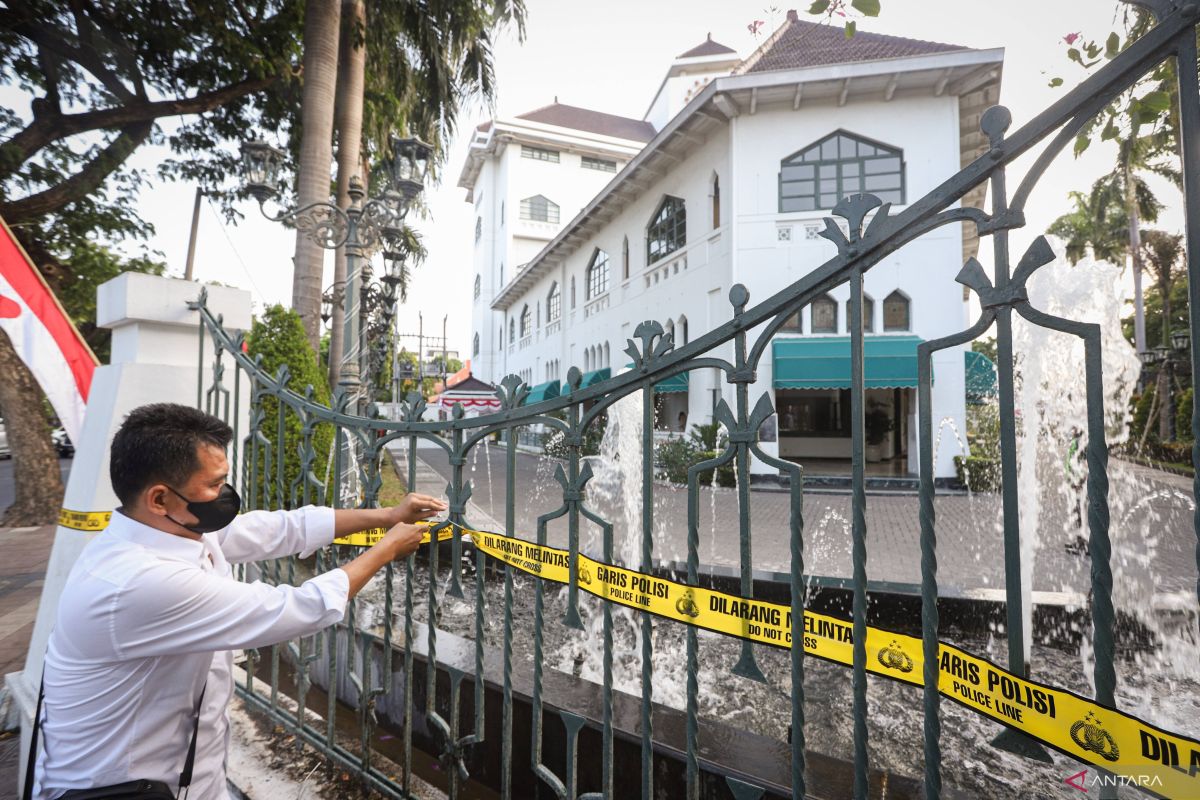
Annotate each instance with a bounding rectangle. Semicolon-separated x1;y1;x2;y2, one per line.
190;3;1200;798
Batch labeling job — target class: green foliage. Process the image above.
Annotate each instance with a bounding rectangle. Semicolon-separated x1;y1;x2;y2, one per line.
657;424;734;487
954;456;1000;492
1130;385;1156;445
1122;270;1190;350
967;402;1001;460
246;305;334;508
971;337;997;364
1176;388;1193;442
541;412;606;458
1047;188;1130;265
688;421;727;451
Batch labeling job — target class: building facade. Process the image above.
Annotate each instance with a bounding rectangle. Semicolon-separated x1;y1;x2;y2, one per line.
461;13;1003;478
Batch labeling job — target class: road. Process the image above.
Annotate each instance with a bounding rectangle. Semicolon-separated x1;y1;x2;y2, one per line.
395;441;1198;600
0;456;73;515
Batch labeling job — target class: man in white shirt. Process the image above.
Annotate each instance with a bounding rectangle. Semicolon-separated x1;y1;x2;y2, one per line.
34;402;446;799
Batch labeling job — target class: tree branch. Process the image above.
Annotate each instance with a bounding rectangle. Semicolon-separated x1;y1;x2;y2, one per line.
0;73;280;180
0;10;136;103
0;120;153;223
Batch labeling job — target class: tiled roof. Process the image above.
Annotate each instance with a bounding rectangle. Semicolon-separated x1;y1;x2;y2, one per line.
741;13;969;74
515;102;656;142
678;33;737;59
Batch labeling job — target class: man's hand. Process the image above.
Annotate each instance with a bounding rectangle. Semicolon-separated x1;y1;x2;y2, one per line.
340;521;426;598
389;493;447;525
379;522;426;561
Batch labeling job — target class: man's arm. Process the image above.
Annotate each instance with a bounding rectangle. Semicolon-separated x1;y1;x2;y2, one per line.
333;493;447;538
218;493;447;563
111;522;427;657
339;523;425;598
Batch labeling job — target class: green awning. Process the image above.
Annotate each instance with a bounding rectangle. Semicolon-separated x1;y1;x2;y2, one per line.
522;380;560;405
772;335;924;389
580;368;610;388
965;350;998;404
623;365;690;394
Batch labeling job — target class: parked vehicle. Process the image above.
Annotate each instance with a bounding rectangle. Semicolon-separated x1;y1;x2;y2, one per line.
52;427;74;458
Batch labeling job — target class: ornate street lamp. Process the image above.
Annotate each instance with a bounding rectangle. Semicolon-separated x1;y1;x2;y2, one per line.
1138;349;1160;367
238;133;428;400
387;134;433;208
239;140;286;203
1171;329;1190;352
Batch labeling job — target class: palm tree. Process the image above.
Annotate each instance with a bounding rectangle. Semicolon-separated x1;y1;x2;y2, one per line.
323;0;526;385
1049;133;1179;353
1047;188;1127;265
1140;229;1184;439
329;0;367;387
293;0;343;353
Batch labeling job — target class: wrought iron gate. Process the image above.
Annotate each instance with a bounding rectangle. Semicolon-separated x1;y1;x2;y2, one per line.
192;3;1200;797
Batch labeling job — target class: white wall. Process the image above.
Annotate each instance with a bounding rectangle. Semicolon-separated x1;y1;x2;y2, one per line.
483;89;971;478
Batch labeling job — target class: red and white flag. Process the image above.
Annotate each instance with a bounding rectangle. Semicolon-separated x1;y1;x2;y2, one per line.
0;215;98;443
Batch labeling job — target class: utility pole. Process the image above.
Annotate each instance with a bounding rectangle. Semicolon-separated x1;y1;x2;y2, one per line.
184;187;202;281
442;314;449;390
418;312;424;389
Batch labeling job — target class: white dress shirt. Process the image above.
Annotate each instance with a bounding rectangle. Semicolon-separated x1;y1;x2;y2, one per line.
35;506;348;799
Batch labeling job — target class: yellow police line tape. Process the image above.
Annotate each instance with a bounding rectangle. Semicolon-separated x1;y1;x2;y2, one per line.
58;508;1200;795
445;520;1199;798
58;508;454;546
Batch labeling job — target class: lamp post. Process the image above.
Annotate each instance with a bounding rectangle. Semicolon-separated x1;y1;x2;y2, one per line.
238;134;432;406
1140;332;1192;442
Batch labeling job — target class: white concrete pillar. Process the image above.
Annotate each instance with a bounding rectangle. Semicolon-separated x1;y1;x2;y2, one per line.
6;273;251;790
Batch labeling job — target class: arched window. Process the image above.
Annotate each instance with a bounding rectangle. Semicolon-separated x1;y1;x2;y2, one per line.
473;333;480;356
646;196;686;264
679;316;689;345
779;130;905;212
509;318;516;343
520;194;560;224
665;319;675;344
473;274;481;300
475;216;482;242
520;305;532;338
604;342;610;368
711;174;720;229
536;301;541;328
847;294;874;332
811;294;838;333
622;236;630;281
883;290;911;331
570;276;576;308
584;348;591;371
547;282;561;322
781;310;803;333
586;249;610;299
499;263;505;285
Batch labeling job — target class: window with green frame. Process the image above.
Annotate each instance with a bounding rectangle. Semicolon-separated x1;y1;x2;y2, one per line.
779;131;905;213
646;195;686;264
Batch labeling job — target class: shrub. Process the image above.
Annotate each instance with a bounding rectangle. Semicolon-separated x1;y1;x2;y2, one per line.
655;439;736;488
1176;388;1194;442
657;437;700;484
246;306;335;508
954;455;1000;492
1130;385;1157;445
541;411;607;458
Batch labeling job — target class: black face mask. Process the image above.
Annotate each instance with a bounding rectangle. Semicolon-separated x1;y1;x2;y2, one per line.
166;483;242;534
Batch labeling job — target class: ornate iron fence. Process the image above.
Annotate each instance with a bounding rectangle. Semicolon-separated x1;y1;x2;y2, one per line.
191;3;1200;797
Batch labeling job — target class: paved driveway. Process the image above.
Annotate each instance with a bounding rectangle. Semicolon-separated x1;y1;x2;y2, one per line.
399;442;1197;600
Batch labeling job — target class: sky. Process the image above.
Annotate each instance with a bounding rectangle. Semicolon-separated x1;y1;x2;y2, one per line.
106;0;1176;358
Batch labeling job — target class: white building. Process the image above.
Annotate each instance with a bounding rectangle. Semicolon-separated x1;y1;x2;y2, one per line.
460;13;1003;478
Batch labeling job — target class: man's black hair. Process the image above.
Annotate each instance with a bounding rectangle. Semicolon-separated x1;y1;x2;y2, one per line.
109;403;233;505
